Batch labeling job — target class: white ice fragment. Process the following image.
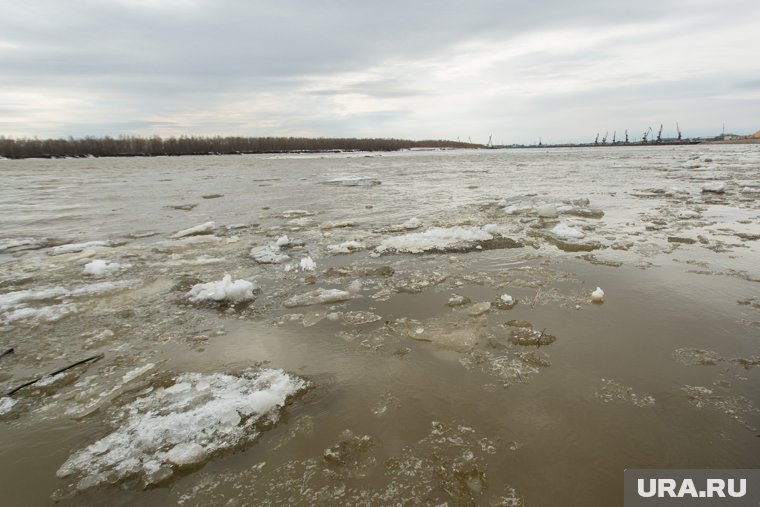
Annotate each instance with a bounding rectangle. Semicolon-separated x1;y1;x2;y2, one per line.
171;221;216;238
3;303;78;323
701;182;726;193
0;396;17;415
275;235;290;247
676;210;700;220
50;241;112;256
0;287;70;308
71;280;138;297
550;223;585;239
299;256;316;271
741;186;760;194
56;369;307;489
591;287;605;302
122;363;155;384
377;226;493;254
402;217;421;230
537;204;558;218
327;240;364;254
250;245;290;264
284;288;353;308
187;275;255;303
165;442;207;466
83;260;127;277
500;294;514;304
347;279;363;293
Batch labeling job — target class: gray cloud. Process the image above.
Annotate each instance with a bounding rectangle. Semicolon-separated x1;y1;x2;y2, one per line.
1;0;759;140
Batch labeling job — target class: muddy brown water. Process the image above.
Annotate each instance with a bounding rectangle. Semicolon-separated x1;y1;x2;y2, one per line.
0;146;758;506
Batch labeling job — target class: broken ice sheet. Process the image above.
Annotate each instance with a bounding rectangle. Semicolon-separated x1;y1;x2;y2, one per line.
596;378;655;408
56;368;308;492
681;385;760;432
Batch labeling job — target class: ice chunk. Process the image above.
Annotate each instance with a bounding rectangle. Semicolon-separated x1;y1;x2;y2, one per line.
0;396;16;415
50;241;112;256
250;245;290;264
377;226;494;254
402;217;421;230
83;260;127;277
741;186;760;194
327;240;364;254
3;303;77;323
275;235;290;247
284;288;353;308
171;221;216;238
299;257;317;272
187;275;255;303
70;280;138;297
591;287;605;302
0;287;69;308
56;369;307;489
447;294;471;307
537;204;558;218
701;182;726;193
550;223;585;239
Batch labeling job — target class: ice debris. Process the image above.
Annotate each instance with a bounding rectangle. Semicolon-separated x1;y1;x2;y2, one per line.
537;204;558;218
402;217;421;229
250;245;290;264
171;221;216;238
591;287;605;302
187;275;255;303
83;260;127;277
299;256;316;272
701;182;726;193
56;369;308;489
377;226;520;254
0;396;17;415
550;223;585;239
327;240;364;254
283;288;353;308
50;241;114;256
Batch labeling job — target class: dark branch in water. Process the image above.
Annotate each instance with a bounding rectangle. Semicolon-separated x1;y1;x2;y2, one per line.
0;348;14;359
536;329;546;349
6;353;105;396
0;135;482;159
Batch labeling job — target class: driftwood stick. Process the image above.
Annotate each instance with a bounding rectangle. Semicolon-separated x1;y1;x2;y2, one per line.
0;347;14;359
6;353;104;397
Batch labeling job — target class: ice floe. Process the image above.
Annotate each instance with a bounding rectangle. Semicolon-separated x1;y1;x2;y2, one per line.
324;177;381;186
701;182;727;193
83;260;128;277
550;223;585;239
0;396;16;415
283;288;353;308
377;226;520;254
50;241;114;256
56;369;308;489
187;275;256;303
250;245;290;264
171;221;216;238
327;240;364;254
299;256;316;272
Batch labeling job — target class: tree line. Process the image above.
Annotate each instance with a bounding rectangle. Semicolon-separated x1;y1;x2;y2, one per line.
0;135;480;159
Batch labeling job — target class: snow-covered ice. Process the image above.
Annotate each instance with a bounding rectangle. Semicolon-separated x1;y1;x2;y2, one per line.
376;226;494;254
171;221;216;238
250;245;290;264
284;288;353;308
299;256;316;271
537;204;558;218
50;241;113;256
83;260;127;277
275;235;290;247
327;240;364;254
550;223;585;239
56;369;307;489
402;217;421;230
187;275;256;303
591;287;605;302
0;396;16;415
702;182;727;193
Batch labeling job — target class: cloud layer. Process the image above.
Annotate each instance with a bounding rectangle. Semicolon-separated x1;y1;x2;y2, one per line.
2;0;759;143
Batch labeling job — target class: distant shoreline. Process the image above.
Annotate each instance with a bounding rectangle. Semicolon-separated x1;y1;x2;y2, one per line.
0;136;478;160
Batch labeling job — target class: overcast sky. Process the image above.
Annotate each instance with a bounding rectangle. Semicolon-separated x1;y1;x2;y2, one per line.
2;0;759;143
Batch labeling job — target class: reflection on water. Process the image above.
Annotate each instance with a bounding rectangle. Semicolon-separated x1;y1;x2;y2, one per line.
0;146;759;505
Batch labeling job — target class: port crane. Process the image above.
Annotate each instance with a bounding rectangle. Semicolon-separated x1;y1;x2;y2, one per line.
486;134;493;148
612;131;616;144
594;133;599;145
656;124;663;143
625;130;629;144
602;131;608;144
642;126;653;143
676;123;682;141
